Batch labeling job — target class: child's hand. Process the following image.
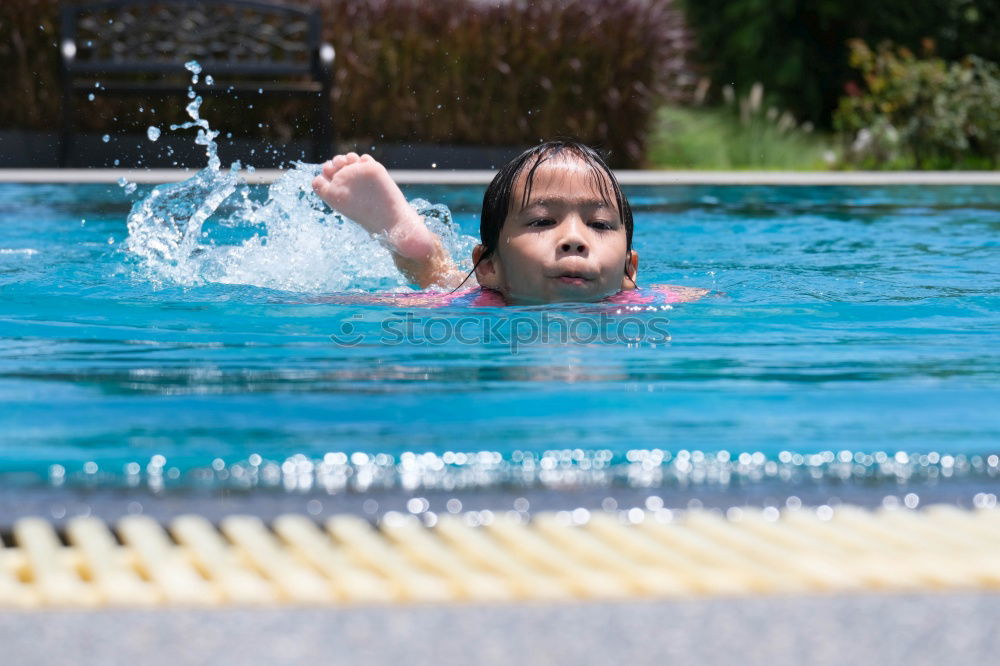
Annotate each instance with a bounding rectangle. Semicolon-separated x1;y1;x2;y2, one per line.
311;153;428;257
311;153;460;288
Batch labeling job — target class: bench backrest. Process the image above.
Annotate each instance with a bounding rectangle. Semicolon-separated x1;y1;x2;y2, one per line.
61;0;326;77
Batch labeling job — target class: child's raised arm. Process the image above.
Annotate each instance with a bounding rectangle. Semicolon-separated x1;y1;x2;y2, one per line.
311;153;465;289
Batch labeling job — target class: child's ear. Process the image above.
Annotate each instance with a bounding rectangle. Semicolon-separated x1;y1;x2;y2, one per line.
472;245;502;289
621;250;639;290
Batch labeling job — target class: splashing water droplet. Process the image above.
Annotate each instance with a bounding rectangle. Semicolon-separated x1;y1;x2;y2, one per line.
185;60;202;85
117;176;137;195
205;75;214;85
147;126;161;141
166;94;223;171
102;134;110;143
87;93;95;101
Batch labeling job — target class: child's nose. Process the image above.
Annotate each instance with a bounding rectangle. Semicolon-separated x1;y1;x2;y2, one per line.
558;217;588;254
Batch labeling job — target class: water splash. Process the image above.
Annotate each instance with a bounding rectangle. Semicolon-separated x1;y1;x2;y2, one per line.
124;62;474;292
126;163;472;291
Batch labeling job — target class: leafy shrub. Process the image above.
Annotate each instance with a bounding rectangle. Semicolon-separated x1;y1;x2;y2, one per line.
0;0;695;166
0;0;61;130
649;83;832;169
682;0;1000;127
834;40;1000;169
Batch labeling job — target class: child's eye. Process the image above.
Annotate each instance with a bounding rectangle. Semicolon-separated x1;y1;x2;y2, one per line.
589;220;615;231
528;218;556;227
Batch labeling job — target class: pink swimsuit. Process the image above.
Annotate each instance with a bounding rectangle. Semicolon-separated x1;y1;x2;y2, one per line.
327;285;706;308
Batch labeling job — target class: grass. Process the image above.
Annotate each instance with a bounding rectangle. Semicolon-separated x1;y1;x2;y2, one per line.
647;105;835;170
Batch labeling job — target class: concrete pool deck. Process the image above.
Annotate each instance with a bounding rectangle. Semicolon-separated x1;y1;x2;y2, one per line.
1;168;999;185
2;593;1000;666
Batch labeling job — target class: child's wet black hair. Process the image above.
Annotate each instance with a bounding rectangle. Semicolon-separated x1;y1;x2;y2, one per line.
459;140;634;289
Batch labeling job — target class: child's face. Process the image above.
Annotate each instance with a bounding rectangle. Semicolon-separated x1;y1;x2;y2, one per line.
474;157;638;304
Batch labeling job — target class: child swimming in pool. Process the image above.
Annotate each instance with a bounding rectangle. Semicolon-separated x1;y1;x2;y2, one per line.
312;140;703;306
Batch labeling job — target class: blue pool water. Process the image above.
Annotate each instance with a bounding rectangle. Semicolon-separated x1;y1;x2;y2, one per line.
1;173;998;498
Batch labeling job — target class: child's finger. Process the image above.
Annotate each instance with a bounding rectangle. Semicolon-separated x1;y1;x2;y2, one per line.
322;160;337;178
344;152;360;162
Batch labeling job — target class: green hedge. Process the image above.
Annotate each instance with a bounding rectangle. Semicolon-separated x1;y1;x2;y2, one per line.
682;0;1000;127
0;0;694;166
834;41;1000;169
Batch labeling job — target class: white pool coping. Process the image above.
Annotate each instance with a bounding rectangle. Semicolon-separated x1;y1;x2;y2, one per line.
0;168;998;186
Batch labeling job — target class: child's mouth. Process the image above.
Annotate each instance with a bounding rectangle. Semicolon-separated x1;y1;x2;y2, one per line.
554;273;592;286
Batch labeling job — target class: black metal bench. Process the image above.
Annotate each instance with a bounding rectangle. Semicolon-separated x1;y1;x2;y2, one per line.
59;0;334;166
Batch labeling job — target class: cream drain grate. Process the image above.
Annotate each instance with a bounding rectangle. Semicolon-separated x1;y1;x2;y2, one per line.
2;504;997;608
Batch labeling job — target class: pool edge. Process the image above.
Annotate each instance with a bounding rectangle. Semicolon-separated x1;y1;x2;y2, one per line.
1;168;999;185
